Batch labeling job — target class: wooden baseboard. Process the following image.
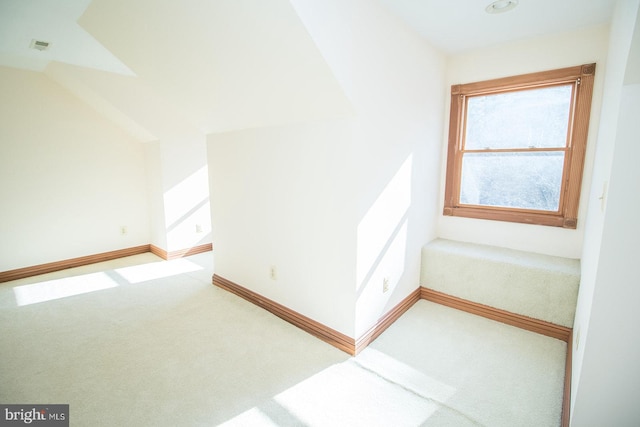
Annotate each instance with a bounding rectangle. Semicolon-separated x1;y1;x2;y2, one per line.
355;288;421;354
212;274;356;355
212;275;425;356
421;288;572;342
2;249;572;422
211;278;573;423
167;243;213;260
149;244;167;259
150;243;213;260
0;243;213;283
561;333;573;427
0;245;151;283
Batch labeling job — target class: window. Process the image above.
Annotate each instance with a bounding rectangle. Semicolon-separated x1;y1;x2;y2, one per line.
443;63;596;228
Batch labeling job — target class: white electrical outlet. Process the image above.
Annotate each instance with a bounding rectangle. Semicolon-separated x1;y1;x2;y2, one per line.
383;277;390;293
120;226;128;235
195;224;203;233
270;266;277;280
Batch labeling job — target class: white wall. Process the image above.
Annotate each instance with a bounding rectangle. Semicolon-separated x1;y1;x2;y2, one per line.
437;25;610;258
44;62;213;254
159;137;212;253
208;0;445;338
208;120;358;335
571;1;640;424
145;142;167;250
571;84;640;427
292;0;446;338
0;66;150;271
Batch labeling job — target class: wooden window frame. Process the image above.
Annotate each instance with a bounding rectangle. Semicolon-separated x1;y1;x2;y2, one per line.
443;63;596;229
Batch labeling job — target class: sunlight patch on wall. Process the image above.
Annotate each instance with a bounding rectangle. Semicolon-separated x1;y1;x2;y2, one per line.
166;201;211;251
355;218;408;334
356;155;413;292
163;165;212;251
115;258;203;284
354;155;413;335
13;272;118;306
164;165;210;228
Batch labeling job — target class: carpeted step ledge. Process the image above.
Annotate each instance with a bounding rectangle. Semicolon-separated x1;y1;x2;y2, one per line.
421;239;579;328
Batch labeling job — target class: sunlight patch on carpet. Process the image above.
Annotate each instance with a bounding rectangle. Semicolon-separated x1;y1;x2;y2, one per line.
13;272;118;306
220;348;459;426
218;407;281;427
274;360;439;425
114;258;202;284
354;348;457;403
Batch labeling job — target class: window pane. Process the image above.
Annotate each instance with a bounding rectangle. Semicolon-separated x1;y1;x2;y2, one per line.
460;152;564;211
465;85;572;150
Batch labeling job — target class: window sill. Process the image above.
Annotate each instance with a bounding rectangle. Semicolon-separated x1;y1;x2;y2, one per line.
443;206;576;229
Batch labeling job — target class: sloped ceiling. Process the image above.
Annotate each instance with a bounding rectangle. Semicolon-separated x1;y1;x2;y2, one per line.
0;0;132;74
44;62;199;143
77;0;354;135
0;0;354;141
0;0;619;140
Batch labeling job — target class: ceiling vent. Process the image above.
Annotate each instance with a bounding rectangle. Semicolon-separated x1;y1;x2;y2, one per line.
29;39;51;51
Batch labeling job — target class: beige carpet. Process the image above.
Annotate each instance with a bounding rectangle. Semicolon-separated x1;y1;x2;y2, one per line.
421;239;580;328
0;253;565;426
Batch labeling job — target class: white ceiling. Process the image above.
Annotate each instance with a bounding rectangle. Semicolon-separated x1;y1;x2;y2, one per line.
0;0;620;141
1;0;354;140
0;0;619;74
378;0;617;54
0;0;133;74
75;0;353;135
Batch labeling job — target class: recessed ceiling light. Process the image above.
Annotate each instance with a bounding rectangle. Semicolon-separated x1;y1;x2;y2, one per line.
485;0;518;14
